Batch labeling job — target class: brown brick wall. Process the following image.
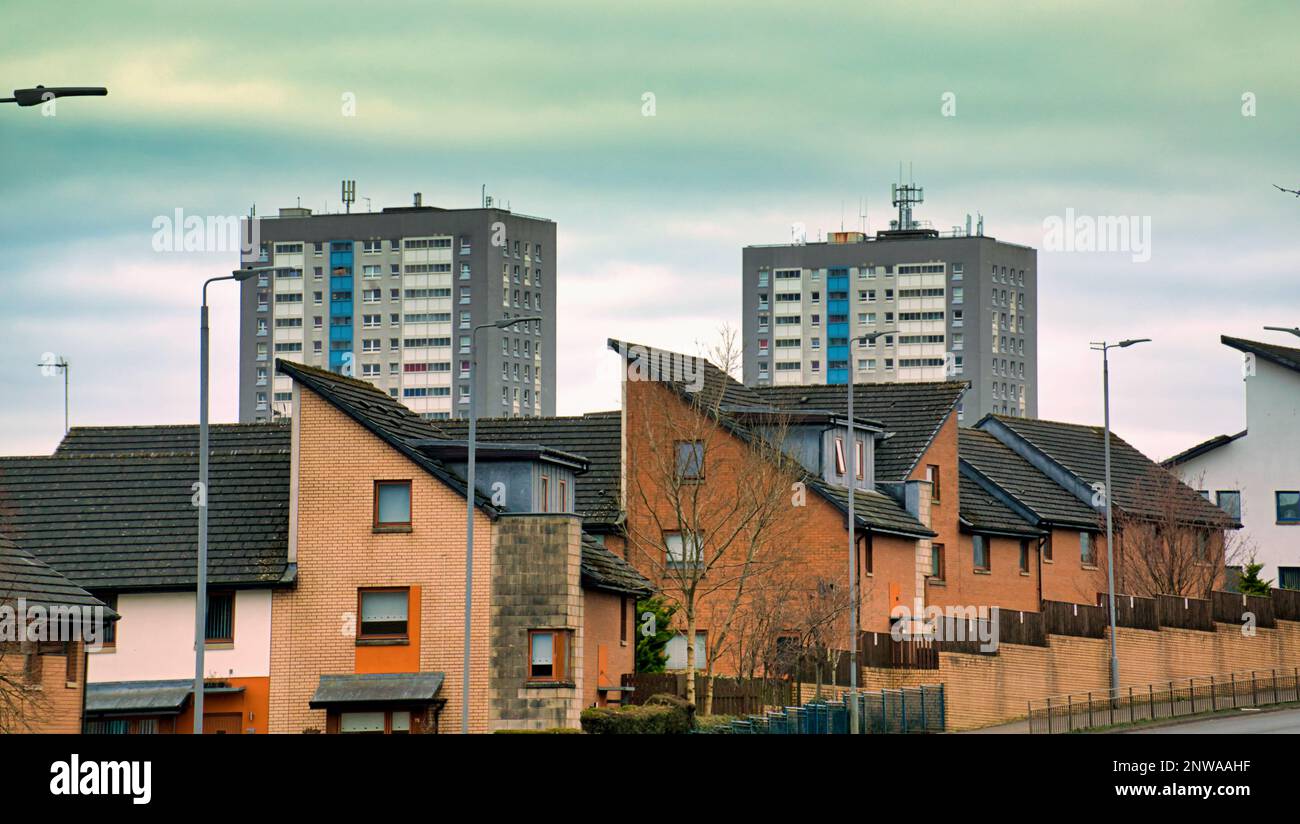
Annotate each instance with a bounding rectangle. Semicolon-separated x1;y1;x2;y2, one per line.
0;644;86;734
863;620;1300;730
269;390;495;733
583;589;633;707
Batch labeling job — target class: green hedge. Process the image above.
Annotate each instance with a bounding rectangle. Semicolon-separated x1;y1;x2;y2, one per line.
580;694;692;734
692;715;738;734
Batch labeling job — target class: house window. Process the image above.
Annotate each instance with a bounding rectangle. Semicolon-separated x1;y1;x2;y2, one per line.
528;629;572;682
834;436;847;476
664;632;707;670
374;480;412;527
675;440;704;480
859;533;873;576
665;532;702;568
358;588;409;640
620;597;628;644
1280;567;1300;590
338;710;413;734
1019;540;1030;574
973;535;990;572
205;591;234;644
930;543;945;580
558;479;568;512
854;441;865;481
1276;491;1300;523
95;592;118;647
539;476;549;512
1080;532;1095;565
926;464;940;502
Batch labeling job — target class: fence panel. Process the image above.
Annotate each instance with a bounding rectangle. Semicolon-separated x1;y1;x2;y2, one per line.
1211;591;1276;628
1272;588;1300;622
1041;599;1108;638
1097;593;1159;631
1155;594;1214;631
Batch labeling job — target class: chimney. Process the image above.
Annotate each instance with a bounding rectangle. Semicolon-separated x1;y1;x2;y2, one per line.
413;192;422;207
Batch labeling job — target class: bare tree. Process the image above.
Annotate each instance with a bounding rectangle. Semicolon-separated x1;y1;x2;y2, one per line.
621;335;806;713
1111;465;1242;598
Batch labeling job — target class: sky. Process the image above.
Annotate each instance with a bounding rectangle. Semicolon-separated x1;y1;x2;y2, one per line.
1;0;1296;460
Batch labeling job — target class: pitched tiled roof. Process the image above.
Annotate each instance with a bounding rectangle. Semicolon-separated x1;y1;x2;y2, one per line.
276;360;496;513
57;423;290;456
607;339;769;412
958;428;1099;530
0;533;112;611
751;382;968;482
958;479;1042;537
0;443;290;591
580;534;653;596
436;412;623;527
1222;335;1300;376
812;483;937;539
982;415;1236;528
1161;430;1246;468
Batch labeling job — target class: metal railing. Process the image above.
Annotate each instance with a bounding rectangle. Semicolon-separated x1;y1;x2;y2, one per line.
1027;667;1300;733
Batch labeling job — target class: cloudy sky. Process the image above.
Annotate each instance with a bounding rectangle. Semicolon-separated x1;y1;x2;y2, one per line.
1;0;1296;460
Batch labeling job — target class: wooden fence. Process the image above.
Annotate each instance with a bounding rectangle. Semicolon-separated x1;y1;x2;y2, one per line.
860;632;939;669
1211;591;1276;628
620;672;792;715
1097;593;1159;631
1155;594;1214;631
1041;599;1108;638
1273;588;1300;622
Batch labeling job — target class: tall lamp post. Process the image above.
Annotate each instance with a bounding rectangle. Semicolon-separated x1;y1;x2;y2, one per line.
846;329;893;733
194;267;263;733
1089;337;1149;697
463;314;542;734
1;85;107;107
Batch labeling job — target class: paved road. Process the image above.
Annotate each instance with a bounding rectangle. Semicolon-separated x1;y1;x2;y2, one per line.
1126;707;1300;734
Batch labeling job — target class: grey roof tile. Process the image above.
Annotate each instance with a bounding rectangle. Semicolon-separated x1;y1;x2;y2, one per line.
750;382;967;482
0;442;290;591
984;415;1236;528
958;428;1099;529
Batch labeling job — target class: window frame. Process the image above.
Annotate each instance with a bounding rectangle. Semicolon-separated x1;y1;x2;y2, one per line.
373;479;413;529
204;590;236;645
926;464;941;502
357;587;411;642
664;531;703;569
675;440;705;481
930;542;946;581
1080;531;1096;566
1276;491;1300;524
972;535;990;573
527;628;573;684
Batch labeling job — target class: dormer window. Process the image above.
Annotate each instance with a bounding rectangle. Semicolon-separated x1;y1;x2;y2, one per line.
855;441;865;481
834;436;847;476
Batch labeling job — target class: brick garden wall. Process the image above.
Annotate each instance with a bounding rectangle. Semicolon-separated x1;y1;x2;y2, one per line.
862;620;1300;730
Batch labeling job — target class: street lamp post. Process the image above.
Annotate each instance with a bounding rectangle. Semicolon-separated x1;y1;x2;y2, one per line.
194;267;263;734
463;314;542;734
1;85;107;106
846;329;893;734
1090;337;1150;697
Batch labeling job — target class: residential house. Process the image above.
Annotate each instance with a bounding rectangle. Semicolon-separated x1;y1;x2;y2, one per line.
271;360;650;733
0;534;114;733
1163;336;1300;588
0;424;290;733
973;414;1236;600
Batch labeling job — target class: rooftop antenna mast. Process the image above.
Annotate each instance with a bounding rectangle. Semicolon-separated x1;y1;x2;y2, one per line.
891;166;924;231
341;179;356;214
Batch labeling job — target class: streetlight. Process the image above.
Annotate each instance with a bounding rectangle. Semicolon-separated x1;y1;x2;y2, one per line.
1263;326;1300;339
462;314;542;734
193;266;264;734
1;85;107;106
846;328;893;734
1089;337;1150;697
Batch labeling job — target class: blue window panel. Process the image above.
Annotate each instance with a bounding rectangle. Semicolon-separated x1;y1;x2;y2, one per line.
329;325;353;341
827;369;848;385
